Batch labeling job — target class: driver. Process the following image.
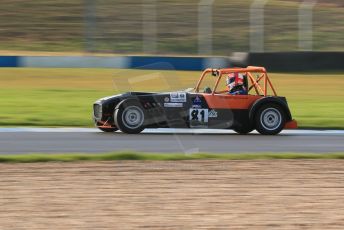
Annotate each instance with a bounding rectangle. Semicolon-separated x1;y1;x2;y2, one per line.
226;72;247;95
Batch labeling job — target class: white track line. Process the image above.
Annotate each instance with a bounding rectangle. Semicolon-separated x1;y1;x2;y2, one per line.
0;127;343;135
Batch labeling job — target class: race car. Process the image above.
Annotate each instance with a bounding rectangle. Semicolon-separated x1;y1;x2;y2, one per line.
93;66;297;135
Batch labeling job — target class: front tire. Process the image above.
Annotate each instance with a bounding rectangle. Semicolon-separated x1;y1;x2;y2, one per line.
255;104;285;135
114;101;145;134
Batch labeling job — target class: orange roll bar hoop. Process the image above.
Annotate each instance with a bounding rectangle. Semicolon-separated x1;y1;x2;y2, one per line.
195;66;277;96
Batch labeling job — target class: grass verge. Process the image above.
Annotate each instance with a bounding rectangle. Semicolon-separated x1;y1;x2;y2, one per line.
1;152;344;163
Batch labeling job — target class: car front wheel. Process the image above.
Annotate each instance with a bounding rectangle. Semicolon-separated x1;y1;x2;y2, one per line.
255;104;285;135
114;101;145;134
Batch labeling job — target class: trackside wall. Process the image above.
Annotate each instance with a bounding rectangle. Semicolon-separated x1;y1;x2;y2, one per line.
0;52;342;71
0;56;230;71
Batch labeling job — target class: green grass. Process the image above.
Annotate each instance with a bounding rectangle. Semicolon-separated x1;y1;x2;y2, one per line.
0;89;111;126
1;152;344;163
0;68;343;128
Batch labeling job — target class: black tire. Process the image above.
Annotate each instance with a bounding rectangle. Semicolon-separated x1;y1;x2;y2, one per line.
255;104;285;135
97;127;118;132
114;101;145;134
233;126;254;135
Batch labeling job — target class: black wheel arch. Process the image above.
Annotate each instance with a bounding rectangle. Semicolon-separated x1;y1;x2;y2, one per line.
114;98;142;111
249;97;292;123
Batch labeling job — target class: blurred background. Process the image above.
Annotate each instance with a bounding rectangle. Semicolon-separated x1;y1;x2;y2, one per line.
0;0;343;54
0;0;343;128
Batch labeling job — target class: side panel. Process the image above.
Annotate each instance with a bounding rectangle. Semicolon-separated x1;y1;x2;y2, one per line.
202;94;263;109
201;94;261;128
138;93;190;128
187;93;254;129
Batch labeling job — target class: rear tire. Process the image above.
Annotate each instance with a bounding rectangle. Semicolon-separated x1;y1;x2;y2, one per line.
255;104;285;135
114;101;145;134
233;126;254;135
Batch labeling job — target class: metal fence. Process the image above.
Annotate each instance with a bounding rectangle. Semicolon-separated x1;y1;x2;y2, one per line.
0;0;343;55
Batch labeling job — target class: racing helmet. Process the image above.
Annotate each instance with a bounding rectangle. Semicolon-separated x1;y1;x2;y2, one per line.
226;73;244;90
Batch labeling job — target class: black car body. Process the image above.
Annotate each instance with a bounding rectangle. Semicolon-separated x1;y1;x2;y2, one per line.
93;67;297;135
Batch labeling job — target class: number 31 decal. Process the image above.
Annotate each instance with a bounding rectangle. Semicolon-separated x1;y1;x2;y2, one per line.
189;109;208;123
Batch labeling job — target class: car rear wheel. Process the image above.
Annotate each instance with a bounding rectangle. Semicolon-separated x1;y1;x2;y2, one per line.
114;101;145;134
233;126;254;135
255;104;285;135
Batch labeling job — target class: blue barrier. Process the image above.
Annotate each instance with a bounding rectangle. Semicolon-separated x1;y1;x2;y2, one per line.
20;56;130;68
0;56;19;67
129;56;205;71
0;53;341;71
0;55;230;71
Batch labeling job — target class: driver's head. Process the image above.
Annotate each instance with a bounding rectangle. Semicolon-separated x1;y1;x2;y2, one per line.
226;73;244;89
226;73;235;86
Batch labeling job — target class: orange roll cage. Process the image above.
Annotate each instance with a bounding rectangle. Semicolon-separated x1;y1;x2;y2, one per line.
195;66;277;96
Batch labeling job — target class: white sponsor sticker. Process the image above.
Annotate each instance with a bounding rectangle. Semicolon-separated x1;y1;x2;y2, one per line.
208;109;218;118
170;92;186;102
164;102;183;108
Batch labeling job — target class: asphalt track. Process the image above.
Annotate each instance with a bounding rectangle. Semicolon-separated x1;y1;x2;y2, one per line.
0;128;343;154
